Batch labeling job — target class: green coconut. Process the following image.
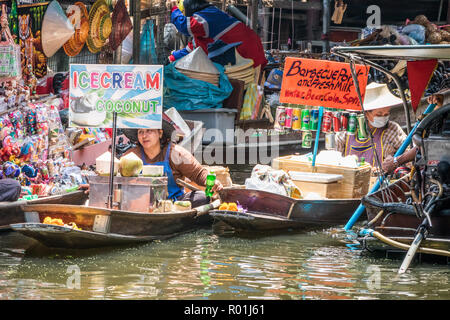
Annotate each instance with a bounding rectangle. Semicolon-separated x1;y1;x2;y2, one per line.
119;152;143;177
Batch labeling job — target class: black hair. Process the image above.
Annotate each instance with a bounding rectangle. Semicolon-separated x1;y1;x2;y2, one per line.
183;0;212;17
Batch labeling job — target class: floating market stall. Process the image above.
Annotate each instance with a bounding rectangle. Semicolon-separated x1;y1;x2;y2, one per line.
331;43;450;272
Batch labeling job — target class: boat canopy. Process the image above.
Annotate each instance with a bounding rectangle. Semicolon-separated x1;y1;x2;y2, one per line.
332;45;450;61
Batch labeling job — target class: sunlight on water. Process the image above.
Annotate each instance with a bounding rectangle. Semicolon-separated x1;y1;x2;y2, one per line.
0;230;449;300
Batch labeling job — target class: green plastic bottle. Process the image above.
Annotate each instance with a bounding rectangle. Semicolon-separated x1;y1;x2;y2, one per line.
359;157;366;166
205;170;216;198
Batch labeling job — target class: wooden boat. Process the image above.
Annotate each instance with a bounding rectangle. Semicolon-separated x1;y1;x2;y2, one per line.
10;200;219;249
210;188;361;232
357;176;450;257
0;190;89;231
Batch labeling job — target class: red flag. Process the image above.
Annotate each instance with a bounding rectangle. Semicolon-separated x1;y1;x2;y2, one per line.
407;59;438;112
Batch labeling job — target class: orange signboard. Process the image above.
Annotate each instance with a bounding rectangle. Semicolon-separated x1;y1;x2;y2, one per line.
280;58;370;110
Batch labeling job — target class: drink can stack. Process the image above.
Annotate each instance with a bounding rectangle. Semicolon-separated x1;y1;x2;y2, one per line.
284;106;293;129
357;114;368;140
291;107;302;131
274;106;286;131
347;112;357;135
310;109;319;131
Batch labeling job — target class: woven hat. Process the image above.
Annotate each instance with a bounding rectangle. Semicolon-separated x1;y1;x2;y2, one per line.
63;2;89;57
122;119;176;145
109;0;132;51
175;47;219;75
87;0;112;53
41;0;75;58
363;82;403;111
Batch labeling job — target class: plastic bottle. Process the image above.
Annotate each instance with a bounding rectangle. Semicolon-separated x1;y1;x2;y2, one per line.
359;157;366;166
205;170;216;198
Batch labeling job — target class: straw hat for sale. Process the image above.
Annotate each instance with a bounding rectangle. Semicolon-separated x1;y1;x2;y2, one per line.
41;0;75;58
224;50;255;85
63;2;89;57
362;82;403;111
86;0;112;53
109;0;132;51
175;47;220;86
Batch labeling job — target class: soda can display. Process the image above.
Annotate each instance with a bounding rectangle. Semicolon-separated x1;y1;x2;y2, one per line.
291;108;302;130
310;109;319;131
301;130;312;148
357;114;368;140
340;112;349;132
301;108;310;131
347;112;357;135
284;107;293;129
332;112;341;133
321;111;332;133
325;132;336;150
274;106;286;131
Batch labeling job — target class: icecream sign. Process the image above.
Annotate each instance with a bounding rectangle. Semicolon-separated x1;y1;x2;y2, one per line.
69;64;163;128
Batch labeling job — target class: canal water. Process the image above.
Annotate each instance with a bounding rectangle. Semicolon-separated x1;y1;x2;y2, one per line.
0;226;449;300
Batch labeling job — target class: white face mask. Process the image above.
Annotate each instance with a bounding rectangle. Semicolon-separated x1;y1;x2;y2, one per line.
369;116;389;128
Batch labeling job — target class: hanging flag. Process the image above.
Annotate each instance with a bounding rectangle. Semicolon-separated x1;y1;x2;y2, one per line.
407;59;438;113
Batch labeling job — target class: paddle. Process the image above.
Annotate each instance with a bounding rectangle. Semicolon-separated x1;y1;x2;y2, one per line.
344;103;438;231
311;107;324;168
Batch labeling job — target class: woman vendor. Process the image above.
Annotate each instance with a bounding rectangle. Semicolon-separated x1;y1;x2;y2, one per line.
168;0;267;69
80;119;222;206
335;105;407;170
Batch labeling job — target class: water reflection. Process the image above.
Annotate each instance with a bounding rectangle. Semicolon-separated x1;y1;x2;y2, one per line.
0;230;449;300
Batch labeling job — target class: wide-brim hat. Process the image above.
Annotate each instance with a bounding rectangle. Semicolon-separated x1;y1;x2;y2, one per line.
63;2;89;57
109;0;133;51
363;82;403;111
86;0;112;54
224;50;254;73
175;47;219;75
122;119;176;145
41;0;75;58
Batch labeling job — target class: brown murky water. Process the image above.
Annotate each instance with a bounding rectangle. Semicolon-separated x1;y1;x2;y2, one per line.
0;226;448;300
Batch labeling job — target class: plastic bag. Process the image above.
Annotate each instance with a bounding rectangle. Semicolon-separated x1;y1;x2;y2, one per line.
163;62;233;111
401;24;425;44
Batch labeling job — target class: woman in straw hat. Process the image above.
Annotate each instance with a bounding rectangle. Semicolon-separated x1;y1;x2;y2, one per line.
121;119;223;206
335;83;408;170
168;0;267;69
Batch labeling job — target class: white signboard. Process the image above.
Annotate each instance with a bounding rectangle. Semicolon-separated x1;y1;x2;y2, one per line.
69;64;163;128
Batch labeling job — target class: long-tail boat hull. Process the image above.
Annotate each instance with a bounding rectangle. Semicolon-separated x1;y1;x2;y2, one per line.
0;191;89;231
358;176;450;255
10;203;213;249
211;188;361;232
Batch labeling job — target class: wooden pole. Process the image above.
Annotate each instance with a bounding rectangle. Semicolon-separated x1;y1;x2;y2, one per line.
251;0;258;31
132;0;141;64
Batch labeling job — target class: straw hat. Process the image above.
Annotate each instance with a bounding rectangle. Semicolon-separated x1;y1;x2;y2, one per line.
175;47;219;74
121;119;176;145
175;47;220;85
63;2;89;57
224;50;254;73
362;82;403;111
109;0;133;51
41;0;75;58
86;0;112;54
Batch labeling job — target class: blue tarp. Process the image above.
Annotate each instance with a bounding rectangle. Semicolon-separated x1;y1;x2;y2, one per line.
163;62;233;111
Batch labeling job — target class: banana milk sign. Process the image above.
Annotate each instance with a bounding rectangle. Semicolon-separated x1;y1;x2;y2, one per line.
69;64;163;128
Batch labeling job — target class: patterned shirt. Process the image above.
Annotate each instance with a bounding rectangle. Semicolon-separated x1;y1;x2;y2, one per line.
335;120;407;163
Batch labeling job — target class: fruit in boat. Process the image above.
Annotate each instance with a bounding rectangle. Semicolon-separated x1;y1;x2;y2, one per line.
119;152;143;177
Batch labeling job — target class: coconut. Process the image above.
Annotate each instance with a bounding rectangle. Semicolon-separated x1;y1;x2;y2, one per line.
414;15;429;26
428;31;442;44
96;151;119;176
119;152;143;177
